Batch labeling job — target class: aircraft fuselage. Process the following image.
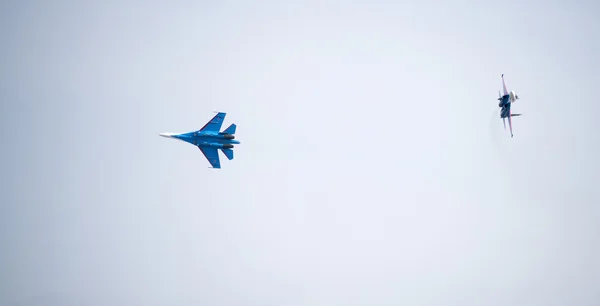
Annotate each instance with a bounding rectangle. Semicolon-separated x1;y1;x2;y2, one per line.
159;112;239;168
498;94;511;118
498;94;510;108
159;131;240;149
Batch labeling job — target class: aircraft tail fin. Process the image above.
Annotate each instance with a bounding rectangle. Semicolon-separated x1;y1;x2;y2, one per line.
222;123;237;135
221;148;234;160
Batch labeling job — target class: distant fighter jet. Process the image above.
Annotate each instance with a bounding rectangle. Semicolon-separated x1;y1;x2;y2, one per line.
159;112;239;168
497;74;521;137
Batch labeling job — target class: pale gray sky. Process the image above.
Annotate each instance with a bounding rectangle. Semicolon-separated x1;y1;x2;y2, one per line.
1;0;599;305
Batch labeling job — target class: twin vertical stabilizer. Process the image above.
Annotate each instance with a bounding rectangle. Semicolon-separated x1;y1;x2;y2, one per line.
222;123;236;135
159;112;239;168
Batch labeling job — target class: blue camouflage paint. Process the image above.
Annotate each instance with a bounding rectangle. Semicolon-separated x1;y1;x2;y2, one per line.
159;112;240;169
496;74;521;138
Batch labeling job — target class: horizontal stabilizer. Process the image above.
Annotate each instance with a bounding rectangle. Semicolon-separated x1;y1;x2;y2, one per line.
221;148;234;160
511;113;522;117
222;123;236;135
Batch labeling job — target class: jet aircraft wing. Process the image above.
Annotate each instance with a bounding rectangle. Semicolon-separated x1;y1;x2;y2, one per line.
199;147;221;168
199;112;226;132
507;108;514;137
501;74;508;96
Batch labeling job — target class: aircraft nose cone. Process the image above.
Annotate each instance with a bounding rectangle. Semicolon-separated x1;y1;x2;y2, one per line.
159;133;173;138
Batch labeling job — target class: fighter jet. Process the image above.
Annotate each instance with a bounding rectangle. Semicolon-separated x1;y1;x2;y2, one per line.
159;112;239;168
497;74;521;137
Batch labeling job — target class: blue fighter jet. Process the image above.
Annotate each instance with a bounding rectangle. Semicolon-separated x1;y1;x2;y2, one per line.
159;112;239;168
497;74;521;137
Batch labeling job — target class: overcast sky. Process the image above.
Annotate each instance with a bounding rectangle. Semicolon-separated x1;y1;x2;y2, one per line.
1;0;599;305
